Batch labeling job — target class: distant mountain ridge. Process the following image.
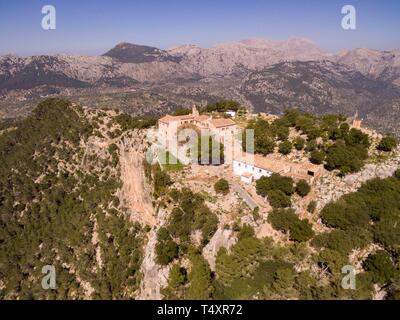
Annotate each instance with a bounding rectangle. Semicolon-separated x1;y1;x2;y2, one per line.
0;37;399;135
1;38;400;88
241;60;400;136
103;42;182;64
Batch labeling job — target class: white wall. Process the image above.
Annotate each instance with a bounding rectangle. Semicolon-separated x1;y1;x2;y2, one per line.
233;160;272;180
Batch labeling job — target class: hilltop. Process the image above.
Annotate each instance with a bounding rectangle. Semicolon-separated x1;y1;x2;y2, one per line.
1;98;399;300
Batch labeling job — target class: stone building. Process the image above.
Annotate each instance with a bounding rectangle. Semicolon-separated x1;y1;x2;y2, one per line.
233;152;324;184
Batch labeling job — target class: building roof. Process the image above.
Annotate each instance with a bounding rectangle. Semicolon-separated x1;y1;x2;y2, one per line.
159;114;194;123
208;118;236;128
235;152;324;181
241;172;253;178
194;115;210;122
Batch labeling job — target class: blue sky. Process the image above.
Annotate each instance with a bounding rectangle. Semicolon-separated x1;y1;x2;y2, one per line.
0;0;399;56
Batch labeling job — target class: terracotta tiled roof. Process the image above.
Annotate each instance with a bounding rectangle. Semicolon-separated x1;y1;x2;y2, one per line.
235;153;324;181
208;118;236;128
159;114;194;123
242;172;253;178
194;115;210;122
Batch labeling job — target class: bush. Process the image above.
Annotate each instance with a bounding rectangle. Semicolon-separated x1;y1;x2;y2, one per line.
364;250;395;285
214;178;230;195
296;180;311;197
154;169;172;195
256;173;294;197
267;190;292;208
377;135;397;152
395;169;400;179
256;174;294;208
325;143;365;174
293;137;305;151
320;201;370;230
373;217;400;254
307;201;317;213
312;229;372;255
278;141;292;155
255;135;275;155
268;209;314;242
156;239;179;265
309;150;325;165
305;140;318;152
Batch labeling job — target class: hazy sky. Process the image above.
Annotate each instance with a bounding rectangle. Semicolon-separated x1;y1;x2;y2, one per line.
0;0;399;56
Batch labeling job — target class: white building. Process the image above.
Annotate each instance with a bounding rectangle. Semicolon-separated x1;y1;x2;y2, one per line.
225;110;237;118
233;153;273;184
233;152;323;184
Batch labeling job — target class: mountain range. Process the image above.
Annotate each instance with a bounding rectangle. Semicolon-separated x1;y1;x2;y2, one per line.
1;38;399;135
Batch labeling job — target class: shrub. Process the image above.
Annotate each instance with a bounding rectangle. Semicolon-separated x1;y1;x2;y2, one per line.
312;229;372;255
364;250;395;285
155;239;179;265
305;140;318;152
268;209;314;242
155;227;179;265
395;169;400;179
238;224;255;241
255;136;275;155
307;201;317;213
278;141;292;155
377;136;398;152
293;137;305;150
267;190;292;208
373;216;400;253
325;143;365;174
309;150;325;165
154;169;172;195
296;180;311;197
256;174;294;197
320;201;370;230
214;178;230;195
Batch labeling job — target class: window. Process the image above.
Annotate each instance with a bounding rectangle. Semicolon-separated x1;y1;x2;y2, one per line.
307;170;315;177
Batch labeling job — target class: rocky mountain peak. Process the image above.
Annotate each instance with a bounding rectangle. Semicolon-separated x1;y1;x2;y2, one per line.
102;42;180;64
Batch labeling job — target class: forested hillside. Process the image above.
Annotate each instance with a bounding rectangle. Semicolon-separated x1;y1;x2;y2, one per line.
0;99;146;299
1;99;399;300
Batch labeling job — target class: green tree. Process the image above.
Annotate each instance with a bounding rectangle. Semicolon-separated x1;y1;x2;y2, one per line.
186;254;214;299
307;201;317;213
267;190;292;208
377;135;398;152
155;239;179;265
296;180;311;197
309;150;325;165
364;250;395;285
279;141;293;155
256;174;294;197
214;178;230;195
293;137;305;150
268;209;314;242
